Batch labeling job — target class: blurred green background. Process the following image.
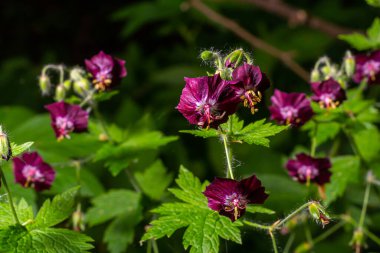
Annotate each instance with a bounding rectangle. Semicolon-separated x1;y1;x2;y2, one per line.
0;0;379;252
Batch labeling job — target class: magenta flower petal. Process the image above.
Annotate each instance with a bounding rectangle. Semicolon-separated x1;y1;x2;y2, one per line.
45;101;89;140
311;78;346;109
203;175;268;221
85;51;127;90
13;152;55;191
286;153;331;186
176;74;240;129
353;50;380;85
231;63;270;113
269;89;313;127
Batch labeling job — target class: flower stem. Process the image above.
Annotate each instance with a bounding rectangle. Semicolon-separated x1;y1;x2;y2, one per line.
243;220;270;230
221;134;234;179
0;166;20;225
283;233;295;253
275;202;312;229
358;180;371;230
92;102;113;142
310;121;318;157
269;230;278;253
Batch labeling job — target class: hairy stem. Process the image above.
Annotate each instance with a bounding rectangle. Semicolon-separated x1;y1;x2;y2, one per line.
269;230;278;253
222;134;234;179
0;166;20;224
358;181;371;230
243;220;270;230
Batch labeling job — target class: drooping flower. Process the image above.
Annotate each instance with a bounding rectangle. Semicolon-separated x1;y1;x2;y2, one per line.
286;153;331;186
231;63;270;113
176;74;240;129
269;89;313;127
85;51;127;91
311;78;346;109
203;175;268;221
13;152;55;191
45;101;89;140
353;50;380;85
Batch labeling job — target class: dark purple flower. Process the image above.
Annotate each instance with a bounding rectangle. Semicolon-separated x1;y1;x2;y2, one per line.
353;50;380;85
286;153;331;186
203;175;268;221
45;102;89;141
85;51;127;91
13;152;55;191
269;89;313;127
231;63;270;113
176;74;240;129
311;78;346;109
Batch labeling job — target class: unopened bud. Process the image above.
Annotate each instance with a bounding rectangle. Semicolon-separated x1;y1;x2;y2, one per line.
73;78;91;97
344;51;355;77
219;69;232;80
295;242;312;253
308;201;330;228
39;74;51;96
72;209;85;231
200;51;215;61
224;49;244;68
0;126;12;161
55;84;66;101
310;69;320;82
63;80;72;90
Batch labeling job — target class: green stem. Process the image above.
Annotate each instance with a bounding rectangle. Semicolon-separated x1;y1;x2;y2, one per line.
364;228;380;246
92;103;113;142
243;220;270;230
283;233;295;253
125;169;141;193
310;122;318;157
221;134;234;179
358;181;371;230
0;166;20;224
313;221;345;244
304;225;314;246
275;202;312;229
152;239;159;253
79;89;96;107
269;230;278;253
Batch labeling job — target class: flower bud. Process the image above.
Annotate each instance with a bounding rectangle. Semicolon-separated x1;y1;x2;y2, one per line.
310;69;320;82
39;74;51;96
63;80;72;90
54;84;66;101
200;51;215;61
224;49;244;68
344;51;355;77
308;201;330;228
0;126;12;161
73;78;91;97
72;208;85;231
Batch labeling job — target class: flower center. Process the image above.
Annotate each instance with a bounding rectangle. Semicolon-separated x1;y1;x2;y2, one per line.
56;116;74;138
241;90;262;114
319;94;338;109
280;106;298;124
363;60;380;80
297;165;319;181
224;193;248;220
22;165;45;186
196;103;225;128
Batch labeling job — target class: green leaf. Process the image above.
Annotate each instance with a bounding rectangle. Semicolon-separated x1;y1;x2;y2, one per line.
104;208;143;253
10;141;33;157
179;129;219;139
227;118;288;147
141;167;242;253
135;160;173;200
351;123;380;163
303;121;340;147
339;18;380;50
86;189;141;226
325;156;360;205
367;18;380;42
30;187;79;229
246;205;275;215
0;225;93;253
366;0;380;7
0;199;33;229
93;90;119;102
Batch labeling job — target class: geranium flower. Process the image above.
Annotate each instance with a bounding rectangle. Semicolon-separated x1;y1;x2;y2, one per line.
203;175;268;221
286;153;331;186
176;74;240;129
45;101;89;141
269;89;313;127
85;51;127;91
13;152;55;191
311;78;346;109
231;63;270;113
353;50;380;85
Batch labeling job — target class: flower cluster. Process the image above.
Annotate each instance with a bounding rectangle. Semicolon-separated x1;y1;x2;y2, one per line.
177;51;270;129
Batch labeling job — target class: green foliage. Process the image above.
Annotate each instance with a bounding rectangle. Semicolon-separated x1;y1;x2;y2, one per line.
351;123;380;163
325;156;360;205
179;129;219;139
366;0;380;7
141;166;242;253
303;121;340;147
245;205;275;215
0;187;93;252
340;18;380;50
10;141;33;157
134;160;173;200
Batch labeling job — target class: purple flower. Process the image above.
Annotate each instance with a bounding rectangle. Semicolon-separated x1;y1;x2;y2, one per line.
311;78;346;109
286;153;331;186
45;102;89;140
203;175;268;221
231;63;270;113
176;74;240;129
269;89;313;127
85;51;127;91
13;152;55;191
353;50;380;85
